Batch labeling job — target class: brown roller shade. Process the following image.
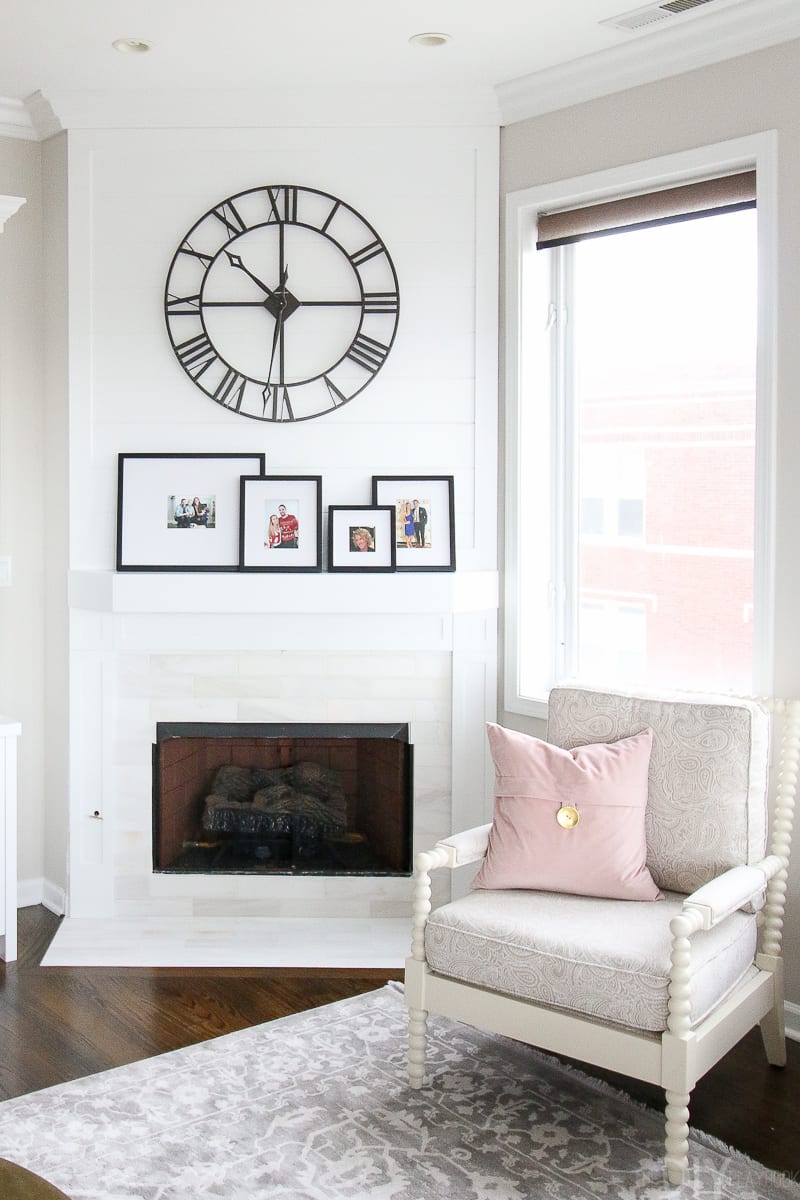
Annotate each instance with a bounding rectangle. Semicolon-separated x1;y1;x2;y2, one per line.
536;170;756;250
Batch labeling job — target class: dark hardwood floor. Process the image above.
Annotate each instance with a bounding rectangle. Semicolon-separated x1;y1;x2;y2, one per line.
1;906;798;1182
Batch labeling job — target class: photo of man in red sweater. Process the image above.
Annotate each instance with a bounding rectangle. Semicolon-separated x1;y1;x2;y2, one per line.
276;502;299;548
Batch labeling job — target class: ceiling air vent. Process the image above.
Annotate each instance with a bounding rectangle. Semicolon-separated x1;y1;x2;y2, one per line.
602;0;719;33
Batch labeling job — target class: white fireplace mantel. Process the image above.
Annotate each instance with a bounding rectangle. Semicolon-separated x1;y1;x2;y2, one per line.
68;569;499;616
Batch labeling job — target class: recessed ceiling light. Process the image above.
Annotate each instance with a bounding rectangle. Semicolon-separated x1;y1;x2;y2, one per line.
408;32;451;48
112;38;153;54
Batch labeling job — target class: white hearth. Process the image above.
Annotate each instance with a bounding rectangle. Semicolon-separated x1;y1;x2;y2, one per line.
41;916;412;968
66;570;498;925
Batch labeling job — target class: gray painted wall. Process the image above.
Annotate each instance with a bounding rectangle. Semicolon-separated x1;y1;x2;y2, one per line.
0;136;47;892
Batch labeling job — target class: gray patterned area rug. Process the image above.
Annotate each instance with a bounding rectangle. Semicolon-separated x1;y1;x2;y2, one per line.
0;983;796;1200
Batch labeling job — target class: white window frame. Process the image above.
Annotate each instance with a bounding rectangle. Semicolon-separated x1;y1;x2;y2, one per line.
503;133;777;719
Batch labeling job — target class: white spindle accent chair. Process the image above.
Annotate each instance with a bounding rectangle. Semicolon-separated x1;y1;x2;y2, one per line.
405;688;799;1186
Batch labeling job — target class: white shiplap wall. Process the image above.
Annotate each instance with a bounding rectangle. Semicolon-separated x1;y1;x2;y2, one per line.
63;122;499;920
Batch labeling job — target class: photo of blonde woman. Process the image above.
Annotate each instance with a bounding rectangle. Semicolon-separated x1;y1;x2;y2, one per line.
350;526;375;552
266;513;281;548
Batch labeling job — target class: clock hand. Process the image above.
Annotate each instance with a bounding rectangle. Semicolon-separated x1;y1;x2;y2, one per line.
206;267;292;311
265;265;290;387
224;251;276;297
265;311;283;387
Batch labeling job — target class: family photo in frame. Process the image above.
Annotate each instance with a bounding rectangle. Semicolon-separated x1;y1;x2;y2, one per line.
169;495;215;529
239;476;322;572
116;452;266;571
371;475;455;571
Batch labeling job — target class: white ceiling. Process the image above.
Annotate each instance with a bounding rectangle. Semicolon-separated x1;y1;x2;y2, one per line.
0;0;798;130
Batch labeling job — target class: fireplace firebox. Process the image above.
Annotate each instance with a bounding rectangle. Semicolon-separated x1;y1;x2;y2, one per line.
153;722;413;876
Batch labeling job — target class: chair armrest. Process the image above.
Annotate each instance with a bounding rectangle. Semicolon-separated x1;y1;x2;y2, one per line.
681;856;783;931
434;823;492;868
667;854;784;1036
409;825;492;961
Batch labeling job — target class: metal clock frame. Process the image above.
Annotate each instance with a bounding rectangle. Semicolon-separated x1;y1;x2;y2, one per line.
164;184;400;423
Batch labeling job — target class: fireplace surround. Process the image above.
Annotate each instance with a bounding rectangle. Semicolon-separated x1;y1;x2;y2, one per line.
66;569;497;922
153;722;412;877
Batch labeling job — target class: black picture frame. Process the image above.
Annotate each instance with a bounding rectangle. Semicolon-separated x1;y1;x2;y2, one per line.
116;452;265;572
327;505;397;573
239;475;322;572
371;475;456;571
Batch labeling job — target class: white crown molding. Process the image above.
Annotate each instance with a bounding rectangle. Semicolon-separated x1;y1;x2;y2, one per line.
34;85;502;132
0;96;37;140
24;90;63;140
0;193;25;232
496;0;800;124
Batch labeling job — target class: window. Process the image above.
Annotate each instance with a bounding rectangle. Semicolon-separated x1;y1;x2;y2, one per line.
579;598;647;684
580;497;604;536
504;138;776;717
617;500;644;539
579;446;645;541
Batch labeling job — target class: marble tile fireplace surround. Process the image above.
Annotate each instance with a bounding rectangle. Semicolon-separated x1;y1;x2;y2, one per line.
66;569;498;930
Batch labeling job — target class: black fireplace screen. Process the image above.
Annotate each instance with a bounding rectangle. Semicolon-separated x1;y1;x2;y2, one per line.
152;722;413;877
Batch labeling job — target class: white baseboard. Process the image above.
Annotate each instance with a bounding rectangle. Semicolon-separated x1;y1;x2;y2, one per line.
18;876;66;916
17;877;44;908
785;1000;800;1042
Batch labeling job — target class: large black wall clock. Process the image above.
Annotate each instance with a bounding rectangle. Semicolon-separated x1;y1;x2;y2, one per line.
164;185;400;423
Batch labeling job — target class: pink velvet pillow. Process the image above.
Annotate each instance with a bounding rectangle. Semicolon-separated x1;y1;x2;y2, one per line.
473;723;661;901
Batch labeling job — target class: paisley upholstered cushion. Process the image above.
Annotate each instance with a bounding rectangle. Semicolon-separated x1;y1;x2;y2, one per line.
472;724;660;901
425;889;758;1033
546;688;770;894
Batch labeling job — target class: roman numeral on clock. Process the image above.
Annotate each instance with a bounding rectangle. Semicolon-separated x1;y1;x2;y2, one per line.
178;242;213;267
349;240;385;268
266;187;298;224
347;334;390;374
363;292;399;315
320;200;340;233
211;200;248;237
213;368;248;411
263;384;295;422
175;333;218;380
166;293;201;315
323;375;350;408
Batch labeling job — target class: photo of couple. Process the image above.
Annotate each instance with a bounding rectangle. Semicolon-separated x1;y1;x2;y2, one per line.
394;498;429;550
168;495;215;529
265;502;299;549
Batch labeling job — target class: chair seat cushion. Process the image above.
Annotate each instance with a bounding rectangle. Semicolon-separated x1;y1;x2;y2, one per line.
425;889;758;1032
